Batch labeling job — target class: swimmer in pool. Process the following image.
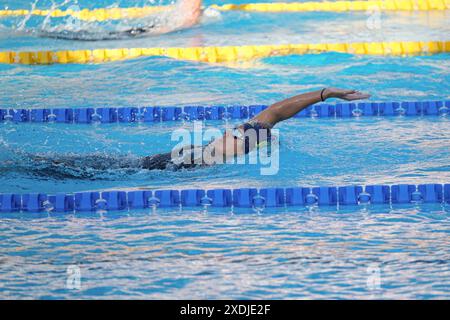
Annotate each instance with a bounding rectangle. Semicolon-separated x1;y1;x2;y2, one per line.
27;88;370;177
142;87;370;170
39;0;203;40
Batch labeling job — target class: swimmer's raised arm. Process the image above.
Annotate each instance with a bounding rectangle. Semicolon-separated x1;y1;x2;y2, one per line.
151;0;202;34
251;87;371;127
177;0;202;29
207;88;370;161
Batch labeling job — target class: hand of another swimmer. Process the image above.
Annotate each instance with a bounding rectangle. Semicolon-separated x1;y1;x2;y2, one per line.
325;87;371;101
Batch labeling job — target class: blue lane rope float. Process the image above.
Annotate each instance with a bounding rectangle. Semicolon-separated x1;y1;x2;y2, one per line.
0;100;449;124
1;183;449;213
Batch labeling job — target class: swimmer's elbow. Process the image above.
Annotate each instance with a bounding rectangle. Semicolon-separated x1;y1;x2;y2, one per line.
184;11;202;28
259;104;285;124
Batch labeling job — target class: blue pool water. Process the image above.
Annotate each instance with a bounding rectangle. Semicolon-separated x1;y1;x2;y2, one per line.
0;0;449;299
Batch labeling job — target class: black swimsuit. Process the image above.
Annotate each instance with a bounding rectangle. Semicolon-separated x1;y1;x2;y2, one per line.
30;122;273;174
142;121;272;170
141;144;205;171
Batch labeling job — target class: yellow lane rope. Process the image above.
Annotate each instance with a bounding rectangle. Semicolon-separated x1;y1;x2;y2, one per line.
1;41;449;65
0;1;449;21
211;0;450;12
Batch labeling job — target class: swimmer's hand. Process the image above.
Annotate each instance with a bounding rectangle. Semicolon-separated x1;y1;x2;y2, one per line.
324;88;371;101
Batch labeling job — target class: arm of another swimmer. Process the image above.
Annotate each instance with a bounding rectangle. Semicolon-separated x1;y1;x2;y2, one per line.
178;0;202;28
153;0;202;34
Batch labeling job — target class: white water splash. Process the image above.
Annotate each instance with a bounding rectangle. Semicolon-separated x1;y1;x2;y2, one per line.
12;0;201;41
16;0;40;31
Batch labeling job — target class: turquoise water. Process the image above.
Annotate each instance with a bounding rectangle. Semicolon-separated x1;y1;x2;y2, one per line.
0;205;449;299
1;0;450;299
1;117;450;194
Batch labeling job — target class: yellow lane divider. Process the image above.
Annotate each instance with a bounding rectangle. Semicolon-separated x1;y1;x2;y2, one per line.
0;1;449;21
211;0;450;12
1;41;449;65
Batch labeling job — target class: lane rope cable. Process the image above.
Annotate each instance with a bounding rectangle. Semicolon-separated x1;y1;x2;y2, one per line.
1;41;449;65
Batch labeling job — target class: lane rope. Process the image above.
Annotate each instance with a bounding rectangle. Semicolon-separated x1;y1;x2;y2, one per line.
1;41;449;65
1;100;449;124
211;0;450;12
1;183;449;212
0;1;449;21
